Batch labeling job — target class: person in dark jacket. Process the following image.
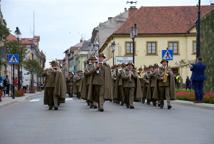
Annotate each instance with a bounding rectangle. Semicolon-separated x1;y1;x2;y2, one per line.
190;58;206;103
3;75;10;97
185;76;191;90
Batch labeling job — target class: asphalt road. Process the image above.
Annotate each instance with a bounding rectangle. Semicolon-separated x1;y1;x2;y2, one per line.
0;93;214;144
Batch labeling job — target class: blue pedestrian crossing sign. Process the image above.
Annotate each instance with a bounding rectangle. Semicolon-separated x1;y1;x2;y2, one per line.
7;54;20;64
162;50;173;61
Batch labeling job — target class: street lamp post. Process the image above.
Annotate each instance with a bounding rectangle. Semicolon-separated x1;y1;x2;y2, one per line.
196;0;201;59
93;41;99;56
111;41;116;65
130;24;138;64
15;27;21;90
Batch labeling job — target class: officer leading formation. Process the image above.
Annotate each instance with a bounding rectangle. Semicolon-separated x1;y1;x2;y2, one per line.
43;60;67;110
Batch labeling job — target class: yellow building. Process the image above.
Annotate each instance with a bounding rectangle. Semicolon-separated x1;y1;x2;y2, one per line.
100;5;214;80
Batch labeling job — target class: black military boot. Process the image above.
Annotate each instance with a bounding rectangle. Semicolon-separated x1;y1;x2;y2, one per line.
54;107;58;110
167;105;172;110
98;108;104;112
49;106;53;110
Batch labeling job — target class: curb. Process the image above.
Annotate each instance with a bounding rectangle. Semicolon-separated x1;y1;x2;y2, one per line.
0;91;44;108
173;100;214;110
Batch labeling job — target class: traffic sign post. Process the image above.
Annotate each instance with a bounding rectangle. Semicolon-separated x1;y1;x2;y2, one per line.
7;54;20;99
162;49;174;61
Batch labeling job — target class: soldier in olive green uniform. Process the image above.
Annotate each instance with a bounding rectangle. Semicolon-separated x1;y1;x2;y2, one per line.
74;71;83;98
111;65;118;103
84;56;98;108
66;72;73;97
117;64;125;105
44;61;66;110
158;59;176;109
148;64;159;106
91;53;113;112
138;67;146;104
122;63;138;109
142;66;150;104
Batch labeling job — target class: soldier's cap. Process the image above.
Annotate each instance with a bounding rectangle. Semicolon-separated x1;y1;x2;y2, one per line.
49;60;59;66
111;65;116;69
154;63;159;68
160;59;168;64
121;63;126;68
98;53;106;58
138;67;143;71
117;64;122;67
126;62;134;67
149;65;154;68
88;56;97;60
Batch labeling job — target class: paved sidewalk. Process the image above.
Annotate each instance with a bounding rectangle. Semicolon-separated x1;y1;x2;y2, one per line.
173;100;214;110
0;91;44;107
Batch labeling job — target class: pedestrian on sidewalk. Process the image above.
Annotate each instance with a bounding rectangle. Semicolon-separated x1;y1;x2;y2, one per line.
3;75;10;97
190;58;206;103
185;76;191;90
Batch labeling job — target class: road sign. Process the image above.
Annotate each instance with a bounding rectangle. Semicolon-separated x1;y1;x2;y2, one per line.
162;50;173;61
7;54;19;64
115;56;133;64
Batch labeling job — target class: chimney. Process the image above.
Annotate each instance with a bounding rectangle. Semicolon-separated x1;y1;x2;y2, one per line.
108;17;113;21
128;6;137;17
124;8;127;12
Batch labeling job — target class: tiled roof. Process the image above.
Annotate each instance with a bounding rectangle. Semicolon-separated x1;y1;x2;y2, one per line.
115;5;214;35
6;34;39;45
21;38;34;45
6;34;17;41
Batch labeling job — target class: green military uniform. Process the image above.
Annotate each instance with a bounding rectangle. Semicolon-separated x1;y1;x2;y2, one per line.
122;63;138;109
142;70;150;104
148;67;159;106
44;62;66;110
158;60;176;109
66;73;73;97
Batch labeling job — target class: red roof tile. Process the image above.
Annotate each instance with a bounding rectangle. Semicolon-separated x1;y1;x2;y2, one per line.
115;5;214;35
6;34;17;41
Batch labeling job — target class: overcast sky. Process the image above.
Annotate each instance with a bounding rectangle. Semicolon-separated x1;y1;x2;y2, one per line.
1;0;212;65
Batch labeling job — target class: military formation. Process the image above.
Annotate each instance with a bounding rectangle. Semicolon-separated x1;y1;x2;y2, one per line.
65;53;176;112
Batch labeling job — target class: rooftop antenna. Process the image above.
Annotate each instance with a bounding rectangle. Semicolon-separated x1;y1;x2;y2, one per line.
126;1;137;5
126;1;137;8
33;11;35;36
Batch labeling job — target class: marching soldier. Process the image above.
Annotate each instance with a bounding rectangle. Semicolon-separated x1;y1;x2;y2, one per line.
138;67;146;104
73;71;83;98
142;66;150;104
158;59;176;109
112;65;119;103
149;64;159;106
66;72;74;97
84;56;98;108
122;62;141;109
90;53;113;112
117;64;126;105
43;61;66;110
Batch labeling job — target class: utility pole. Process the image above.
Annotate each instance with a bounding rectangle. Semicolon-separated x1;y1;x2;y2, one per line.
196;0;201;59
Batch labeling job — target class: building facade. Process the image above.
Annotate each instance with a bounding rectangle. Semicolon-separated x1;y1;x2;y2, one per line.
100;5;214;81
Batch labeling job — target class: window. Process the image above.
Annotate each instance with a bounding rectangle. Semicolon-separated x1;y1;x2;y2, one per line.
192;41;196;54
125;42;133;55
147;42;157;55
168;41;179;55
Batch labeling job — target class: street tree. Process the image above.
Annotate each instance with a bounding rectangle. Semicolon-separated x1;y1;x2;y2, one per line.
23;59;43;92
